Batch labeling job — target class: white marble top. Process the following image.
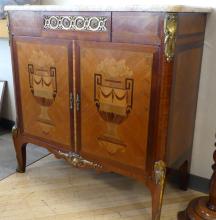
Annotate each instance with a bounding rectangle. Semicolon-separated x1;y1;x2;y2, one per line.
4;2;212;13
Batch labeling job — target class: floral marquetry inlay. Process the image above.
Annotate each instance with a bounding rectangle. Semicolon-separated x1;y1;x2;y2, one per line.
96;58;133;79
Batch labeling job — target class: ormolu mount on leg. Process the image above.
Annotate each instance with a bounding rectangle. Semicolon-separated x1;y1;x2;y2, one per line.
151;161;166;220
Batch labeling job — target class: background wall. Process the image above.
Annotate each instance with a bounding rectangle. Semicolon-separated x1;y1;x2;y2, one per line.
190;9;216;179
0;0;40;120
0;0;215;179
41;0;70;4
0;39;15;121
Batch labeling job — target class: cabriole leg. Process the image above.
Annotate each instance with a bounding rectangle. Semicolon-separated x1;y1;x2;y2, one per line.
12;126;27;173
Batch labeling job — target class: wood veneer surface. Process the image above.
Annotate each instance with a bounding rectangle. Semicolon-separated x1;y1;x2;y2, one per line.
79;42;156;171
14;38;72;148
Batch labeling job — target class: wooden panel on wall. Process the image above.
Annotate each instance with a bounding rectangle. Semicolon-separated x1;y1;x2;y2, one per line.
166;46;203;168
14;37;73;148
112;12;163;45
78;41;157;171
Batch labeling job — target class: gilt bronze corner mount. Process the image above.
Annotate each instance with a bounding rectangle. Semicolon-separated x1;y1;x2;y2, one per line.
164;13;177;62
154;160;166;185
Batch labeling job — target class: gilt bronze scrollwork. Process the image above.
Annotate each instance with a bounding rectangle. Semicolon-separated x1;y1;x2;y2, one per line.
57;151;102;169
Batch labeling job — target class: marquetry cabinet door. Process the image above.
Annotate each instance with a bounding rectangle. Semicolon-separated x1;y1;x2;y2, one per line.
13;37;73;149
76;41;159;171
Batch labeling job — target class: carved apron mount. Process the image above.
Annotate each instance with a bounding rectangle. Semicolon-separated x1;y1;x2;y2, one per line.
57;150;103;169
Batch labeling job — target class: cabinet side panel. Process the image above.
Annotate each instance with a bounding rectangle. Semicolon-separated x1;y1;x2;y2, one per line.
177;13;206;36
166;46;203;168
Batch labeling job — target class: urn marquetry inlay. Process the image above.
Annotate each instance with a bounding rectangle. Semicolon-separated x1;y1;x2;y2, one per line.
28;50;57;125
94;58;134;155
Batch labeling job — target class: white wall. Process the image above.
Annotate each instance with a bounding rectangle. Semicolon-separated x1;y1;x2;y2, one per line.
190;10;216;179
0;38;16;121
1;0;215;179
41;0;70;4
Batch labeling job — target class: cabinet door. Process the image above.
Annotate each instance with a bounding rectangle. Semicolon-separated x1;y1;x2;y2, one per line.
77;42;159;171
13;37;73;149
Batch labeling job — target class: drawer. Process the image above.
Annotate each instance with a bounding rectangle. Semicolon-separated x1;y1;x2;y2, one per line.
9;11;111;42
41;11;111;41
9;11;42;36
112;12;163;45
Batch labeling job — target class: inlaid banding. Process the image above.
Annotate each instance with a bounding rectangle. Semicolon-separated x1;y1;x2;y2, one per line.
43;15;108;32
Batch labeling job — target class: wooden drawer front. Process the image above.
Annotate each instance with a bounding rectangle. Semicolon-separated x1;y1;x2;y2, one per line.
41;12;111;41
112;12;163;45
13;37;73;149
9;11;111;42
9;11;41;36
78;41;158;171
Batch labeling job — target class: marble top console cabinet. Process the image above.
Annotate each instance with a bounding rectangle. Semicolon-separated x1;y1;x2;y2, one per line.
5;3;211;220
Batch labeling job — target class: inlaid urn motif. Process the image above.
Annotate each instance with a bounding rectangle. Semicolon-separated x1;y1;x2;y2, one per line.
28;50;57;125
94;58;134;154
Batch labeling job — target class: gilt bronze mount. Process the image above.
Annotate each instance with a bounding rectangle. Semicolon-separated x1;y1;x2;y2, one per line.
164;13;177;62
57;151;102;169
